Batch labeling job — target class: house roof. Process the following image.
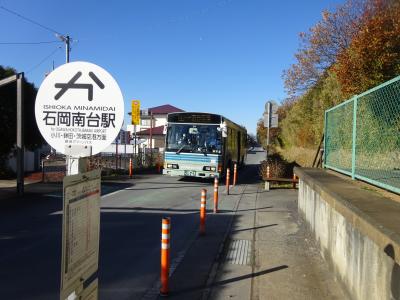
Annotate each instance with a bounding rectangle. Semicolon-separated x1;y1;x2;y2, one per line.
149;104;184;114
137;125;165;136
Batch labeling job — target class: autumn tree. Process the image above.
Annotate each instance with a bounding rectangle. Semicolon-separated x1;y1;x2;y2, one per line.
334;0;400;96
266;0;400;166
283;0;365;95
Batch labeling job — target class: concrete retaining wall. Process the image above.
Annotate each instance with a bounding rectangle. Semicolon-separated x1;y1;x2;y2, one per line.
296;168;400;300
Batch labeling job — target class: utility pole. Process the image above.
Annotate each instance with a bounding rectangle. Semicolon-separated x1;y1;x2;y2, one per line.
56;34;71;63
65;35;70;63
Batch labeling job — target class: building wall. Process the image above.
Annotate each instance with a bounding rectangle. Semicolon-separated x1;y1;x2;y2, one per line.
7;145;51;173
133;114;167;132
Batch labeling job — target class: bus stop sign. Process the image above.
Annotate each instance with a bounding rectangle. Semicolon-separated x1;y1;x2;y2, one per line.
35;61;124;157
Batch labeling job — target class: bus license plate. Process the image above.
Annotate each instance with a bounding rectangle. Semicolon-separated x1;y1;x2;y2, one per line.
184;171;196;176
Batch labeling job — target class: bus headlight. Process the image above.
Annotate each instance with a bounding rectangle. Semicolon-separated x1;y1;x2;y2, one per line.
167;164;179;169
203;166;216;172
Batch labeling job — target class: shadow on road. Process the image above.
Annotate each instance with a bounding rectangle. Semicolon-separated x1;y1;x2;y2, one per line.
101;206;200;213
178;176;215;183
230;223;278;233
124;184;207;191
212;265;288;287
168;265;288;297
236;206;273;212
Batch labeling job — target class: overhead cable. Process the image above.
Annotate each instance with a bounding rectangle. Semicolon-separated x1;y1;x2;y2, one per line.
0;5;63;35
26;46;62;74
0;40;61;45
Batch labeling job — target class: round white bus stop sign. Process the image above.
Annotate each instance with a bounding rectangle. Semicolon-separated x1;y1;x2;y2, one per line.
35;61;124;157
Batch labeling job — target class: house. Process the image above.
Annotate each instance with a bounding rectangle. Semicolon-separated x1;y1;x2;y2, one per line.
127;104;184;152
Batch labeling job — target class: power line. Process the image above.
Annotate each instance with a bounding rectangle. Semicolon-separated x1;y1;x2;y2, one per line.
0;5;74;63
0;40;61;45
0;5;63;35
26;46;62;74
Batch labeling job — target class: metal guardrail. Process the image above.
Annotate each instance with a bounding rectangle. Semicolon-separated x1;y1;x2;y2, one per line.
42;159;66;182
90;150;164;170
324;75;400;194
41;149;164;182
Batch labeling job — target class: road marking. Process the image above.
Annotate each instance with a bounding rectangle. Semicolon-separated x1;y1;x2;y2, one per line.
46;194;62;198
48;187;130;215
101;189;124;198
225;239;252;265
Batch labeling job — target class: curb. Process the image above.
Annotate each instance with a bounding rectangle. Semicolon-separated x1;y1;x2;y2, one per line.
200;184;248;300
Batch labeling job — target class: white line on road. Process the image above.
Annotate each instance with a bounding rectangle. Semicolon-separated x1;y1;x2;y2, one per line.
46;194;62;198
47;187;130;215
101;189;124;198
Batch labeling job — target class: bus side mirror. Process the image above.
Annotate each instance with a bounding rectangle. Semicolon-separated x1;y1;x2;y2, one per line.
221;127;227;138
219;122;227;137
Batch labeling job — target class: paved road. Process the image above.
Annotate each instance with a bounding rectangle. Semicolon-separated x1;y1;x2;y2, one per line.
0;148;266;300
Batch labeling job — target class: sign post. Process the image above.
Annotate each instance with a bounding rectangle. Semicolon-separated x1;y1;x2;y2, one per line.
131;100;140;170
263;101;279;158
35;61;124;300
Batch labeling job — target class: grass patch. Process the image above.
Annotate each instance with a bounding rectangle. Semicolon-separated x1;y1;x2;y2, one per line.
276;146;315;167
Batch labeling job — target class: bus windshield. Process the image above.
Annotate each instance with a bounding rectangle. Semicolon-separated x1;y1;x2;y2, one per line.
166;124;222;154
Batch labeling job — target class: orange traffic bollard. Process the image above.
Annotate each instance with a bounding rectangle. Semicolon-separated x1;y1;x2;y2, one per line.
293;173;297;189
233;163;238;186
160;217;170;296
129;158;133;178
226;168;230;195
213;177;219;213
200;189;206;235
267;165;270;179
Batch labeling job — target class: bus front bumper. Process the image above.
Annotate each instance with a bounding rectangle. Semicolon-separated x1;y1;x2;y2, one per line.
163;169;220;178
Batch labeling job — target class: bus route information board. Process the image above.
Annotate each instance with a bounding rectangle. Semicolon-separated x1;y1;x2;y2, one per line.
61;169;101;300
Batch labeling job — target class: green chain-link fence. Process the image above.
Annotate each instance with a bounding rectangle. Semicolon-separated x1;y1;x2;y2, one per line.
324;76;400;194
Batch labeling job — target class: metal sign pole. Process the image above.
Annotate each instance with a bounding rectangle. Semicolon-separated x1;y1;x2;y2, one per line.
116;136;118;171
134;125;137;169
150;112;153;163
266;102;271;159
263;101;279;160
16;73;25;195
124;132;127;169
66;146;91;175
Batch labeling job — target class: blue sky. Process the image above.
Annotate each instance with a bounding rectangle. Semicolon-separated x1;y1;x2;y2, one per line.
0;0;343;134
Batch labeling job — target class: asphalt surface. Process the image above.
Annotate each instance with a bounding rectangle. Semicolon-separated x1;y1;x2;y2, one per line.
0;148;266;300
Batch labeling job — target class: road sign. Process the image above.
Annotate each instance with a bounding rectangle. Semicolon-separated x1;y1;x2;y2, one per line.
131;100;140;125
35;61;124;157
263;113;268;127
270;115;278;128
61;169;101;300
265;101;278;114
264;101;279;128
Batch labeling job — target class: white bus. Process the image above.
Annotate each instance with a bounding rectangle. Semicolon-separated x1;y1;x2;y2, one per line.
163;112;247;178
